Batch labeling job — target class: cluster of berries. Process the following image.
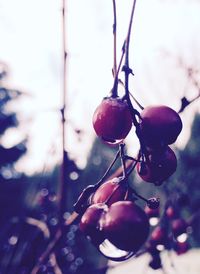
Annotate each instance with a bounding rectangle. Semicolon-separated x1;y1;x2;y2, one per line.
146;204;189;270
92;96;182;185
79;177;149;260
77;95;182;261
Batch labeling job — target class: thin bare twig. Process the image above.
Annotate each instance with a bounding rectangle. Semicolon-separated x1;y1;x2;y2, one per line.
112;0;117;77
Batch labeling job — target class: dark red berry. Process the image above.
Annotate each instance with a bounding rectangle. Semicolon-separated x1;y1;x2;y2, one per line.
166;206;177;219
92;97;132;144
137;146;177;184
172;219;187;237
145;206;159;218
140;105;182;146
100;201;149;252
150;226;168;245
174;241;189;255
147;197;160;209
92;177;127;206
79;203;107;245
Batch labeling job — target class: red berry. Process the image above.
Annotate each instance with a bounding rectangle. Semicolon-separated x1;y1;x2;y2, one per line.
137;146;177;184
150;226;167;245
92;177;127;206
92;97;132;144
140;105;182;146
79;203;107;245
166;206;176;219
145;206;159;218
172;219;187;237
147;197;160;209
100;201;149;252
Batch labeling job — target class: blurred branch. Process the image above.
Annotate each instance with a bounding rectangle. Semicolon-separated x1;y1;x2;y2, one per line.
57;0;68;222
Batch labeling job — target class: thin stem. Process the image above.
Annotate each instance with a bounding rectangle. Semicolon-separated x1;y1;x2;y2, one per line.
126;153;140;176
125;0;137;73
122;0;142;130
112;0;117;77
111;40;126;97
118;79;144;110
58;0;67;222
129;90;144;110
73;149;121;214
178;93;200;113
120;143;127;178
95;149;120;187
131;188;149;203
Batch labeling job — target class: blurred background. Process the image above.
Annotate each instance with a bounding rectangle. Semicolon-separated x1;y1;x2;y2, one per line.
0;0;199;273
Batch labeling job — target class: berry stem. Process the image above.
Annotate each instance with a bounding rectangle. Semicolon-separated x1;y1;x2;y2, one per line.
119;143;127;178
112;0;117;78
111;0;118;98
111;41;126;97
95;148;120;187
130;188;149;203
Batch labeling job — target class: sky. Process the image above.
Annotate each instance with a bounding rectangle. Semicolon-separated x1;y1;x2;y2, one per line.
0;0;200;174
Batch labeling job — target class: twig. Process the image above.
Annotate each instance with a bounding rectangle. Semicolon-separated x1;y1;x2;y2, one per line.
120;143;127;178
57;0;67;222
112;0;117;78
95;149;120;187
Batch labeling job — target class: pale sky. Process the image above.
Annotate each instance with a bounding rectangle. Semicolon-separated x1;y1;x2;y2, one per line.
0;0;200;174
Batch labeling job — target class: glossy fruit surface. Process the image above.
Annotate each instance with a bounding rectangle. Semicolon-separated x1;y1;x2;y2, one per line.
92;97;132;144
92;177;127;206
79;203;107;245
100;201;149;251
137;146;177;184
140;105;182;146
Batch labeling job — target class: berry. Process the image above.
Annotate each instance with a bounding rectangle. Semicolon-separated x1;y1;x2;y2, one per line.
92;97;132;144
100;201;149;252
147;197;160;209
140;105;182;146
174;241;189;255
92;177;127;206
79;203;107;245
172;219;187;237
145;206;159;218
150;226;168;245
166;206;176;219
137;146;177;184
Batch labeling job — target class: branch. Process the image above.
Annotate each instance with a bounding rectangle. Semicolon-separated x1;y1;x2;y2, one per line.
57;0;67;222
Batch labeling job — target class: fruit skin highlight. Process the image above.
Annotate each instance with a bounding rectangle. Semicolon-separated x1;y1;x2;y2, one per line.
79;203;107;245
137;146;177;184
92;177;127;206
100;201;150;252
92;97;132;144
140;105;183;147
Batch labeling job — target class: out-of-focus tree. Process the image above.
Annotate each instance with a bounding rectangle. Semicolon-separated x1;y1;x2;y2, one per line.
0;63;27;223
177;113;200;246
